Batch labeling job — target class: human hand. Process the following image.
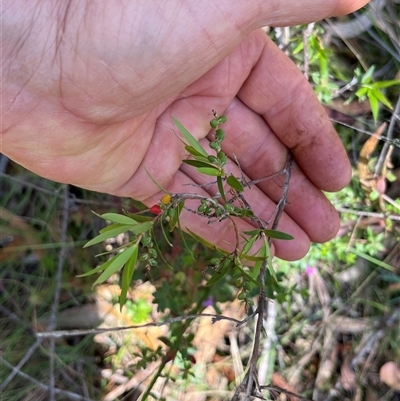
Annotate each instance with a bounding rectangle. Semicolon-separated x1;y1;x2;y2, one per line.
1;0;370;260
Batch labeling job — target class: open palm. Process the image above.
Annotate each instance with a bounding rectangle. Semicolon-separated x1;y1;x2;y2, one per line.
2;0;369;260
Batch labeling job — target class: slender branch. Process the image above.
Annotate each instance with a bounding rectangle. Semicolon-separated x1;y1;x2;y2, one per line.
259;385;312;400
232;153;294;401
336;207;400;221
35;313;247;338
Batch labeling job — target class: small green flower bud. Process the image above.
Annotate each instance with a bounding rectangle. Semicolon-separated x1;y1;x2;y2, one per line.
218;115;227;124
140;253;150;262
148;248;157;258
210;119;219;129
141;235;151;246
224;204;234;212
209;141;219;150
215;129;225;141
149;258;158;267
238;292;247;300
217;151;227;164
197;204;207;213
207;155;218;164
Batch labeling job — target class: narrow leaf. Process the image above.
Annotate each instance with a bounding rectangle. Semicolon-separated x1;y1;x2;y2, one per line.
361;65;375;84
196;167;222;176
182;160;217;168
100;213;139;225
243;229;261;237
120;242;139;309
227;175;244;192
373;79;400;89
93;245;138;287
77;257;114;277
151;228;174;269
186;228;228;254
123;210;153;222
144;167;170;194
217;176;227;202
262;229;294;240
240;234;259;259
367;91;380;122
350;248;394;271
355;87;368;98
173;117;209;158
160;214;173;246
129;221;153;234
185;145;211;161
84;224;133;248
370;88;393;109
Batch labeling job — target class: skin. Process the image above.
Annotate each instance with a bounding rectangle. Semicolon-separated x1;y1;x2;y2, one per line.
1;0;370;260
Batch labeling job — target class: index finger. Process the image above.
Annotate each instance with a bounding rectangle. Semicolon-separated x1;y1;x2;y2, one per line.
237;35;351;192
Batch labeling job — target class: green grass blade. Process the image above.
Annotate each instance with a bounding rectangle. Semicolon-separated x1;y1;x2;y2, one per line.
350;248;395;271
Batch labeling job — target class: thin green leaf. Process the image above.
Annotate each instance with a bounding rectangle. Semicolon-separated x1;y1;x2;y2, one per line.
120;242;139;309
173;116;209;158
355;87;368;98
99;223;125;234
227;175;244;192
151;228;174;269
123;210;153;222
350;248;394;271
240;234;259;259
184;145;211;162
144;167;170;194
361;65;375;84
196;167;222;176
129;221;154;234
217;176;227;202
370;88;393;109
243;229;261;237
100;213;139;225
160;215;173;246
93;245;138;287
182;160;217;169
367;91;380;122
84;224;133;248
372;79;400;89
241;254;266;262
77;257;114;277
263;238;276;281
186;228;228;254
237;263;261;286
205;259;232;287
262;229;294;240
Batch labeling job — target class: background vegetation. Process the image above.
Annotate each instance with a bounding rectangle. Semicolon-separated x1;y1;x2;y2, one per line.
1;2;399;400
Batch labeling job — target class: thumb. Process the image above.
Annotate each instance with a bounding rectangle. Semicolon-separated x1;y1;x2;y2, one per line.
226;0;371;31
